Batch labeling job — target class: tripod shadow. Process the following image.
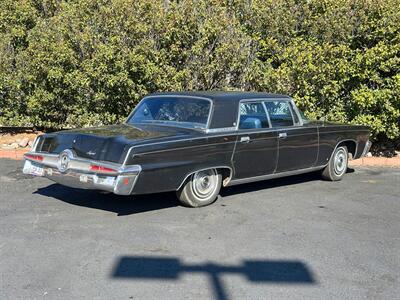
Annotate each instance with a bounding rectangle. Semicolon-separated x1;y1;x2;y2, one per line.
111;256;316;300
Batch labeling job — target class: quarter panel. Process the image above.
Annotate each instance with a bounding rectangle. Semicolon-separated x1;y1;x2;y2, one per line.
317;125;370;165
129;134;237;194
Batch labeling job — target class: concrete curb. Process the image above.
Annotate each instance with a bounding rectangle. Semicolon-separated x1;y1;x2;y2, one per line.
0;149;28;160
349;156;400;168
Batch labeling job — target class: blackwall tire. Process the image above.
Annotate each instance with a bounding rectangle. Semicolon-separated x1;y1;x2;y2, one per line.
177;169;222;207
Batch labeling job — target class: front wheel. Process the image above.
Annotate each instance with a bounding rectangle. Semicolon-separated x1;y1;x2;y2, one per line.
177;169;222;207
322;145;348;181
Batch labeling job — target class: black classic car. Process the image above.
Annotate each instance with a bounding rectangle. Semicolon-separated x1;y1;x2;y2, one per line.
23;92;371;207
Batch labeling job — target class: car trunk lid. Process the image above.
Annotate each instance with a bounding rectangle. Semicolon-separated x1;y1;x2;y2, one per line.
35;124;197;163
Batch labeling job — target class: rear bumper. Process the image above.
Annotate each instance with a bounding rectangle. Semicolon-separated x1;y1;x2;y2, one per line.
361;140;372;157
22;152;141;195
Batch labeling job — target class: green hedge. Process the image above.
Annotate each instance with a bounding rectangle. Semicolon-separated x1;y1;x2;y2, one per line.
0;0;399;142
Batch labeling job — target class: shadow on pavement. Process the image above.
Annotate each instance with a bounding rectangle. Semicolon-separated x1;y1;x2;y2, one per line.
111;256;316;300
221;168;355;197
35;184;179;216
221;171;320;197
34;168;356;215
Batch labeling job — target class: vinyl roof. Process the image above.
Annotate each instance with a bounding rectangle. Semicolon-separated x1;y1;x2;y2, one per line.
146;91;292;129
148;91;290;102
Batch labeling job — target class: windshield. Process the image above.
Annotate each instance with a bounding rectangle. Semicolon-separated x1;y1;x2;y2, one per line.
127;97;212;129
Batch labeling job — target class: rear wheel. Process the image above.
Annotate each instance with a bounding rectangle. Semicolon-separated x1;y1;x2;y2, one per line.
177;169;222;207
322;145;348;181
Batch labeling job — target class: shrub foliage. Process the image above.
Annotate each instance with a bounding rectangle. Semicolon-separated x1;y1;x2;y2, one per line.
0;0;399;142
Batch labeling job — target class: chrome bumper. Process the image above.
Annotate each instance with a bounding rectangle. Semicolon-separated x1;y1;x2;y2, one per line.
22;152;141;195
361;140;372;157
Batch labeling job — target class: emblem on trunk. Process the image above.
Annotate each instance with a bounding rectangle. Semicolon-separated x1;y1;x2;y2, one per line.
86;151;96;156
58;149;74;172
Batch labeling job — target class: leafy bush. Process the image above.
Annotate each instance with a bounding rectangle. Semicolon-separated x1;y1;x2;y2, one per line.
0;0;399;143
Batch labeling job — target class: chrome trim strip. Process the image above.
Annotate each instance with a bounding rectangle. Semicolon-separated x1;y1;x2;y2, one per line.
129;133;236;148
122;146;135;167
274;133;280;173
133;141;237;156
261;101;272;128
231;126;319;135
122;133;241;160
314;126;320;166
205;127;236;133
227;165;325;186
31;136;41;152
319;129;370;134
287;102;296;125
288;99;303;126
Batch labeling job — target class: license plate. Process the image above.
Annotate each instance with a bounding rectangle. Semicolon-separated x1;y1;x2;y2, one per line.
80;174;88;183
30;164;44;176
23;160;45;176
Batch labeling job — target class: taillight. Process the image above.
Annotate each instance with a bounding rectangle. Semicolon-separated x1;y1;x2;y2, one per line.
25;154;44;162
90;165;117;173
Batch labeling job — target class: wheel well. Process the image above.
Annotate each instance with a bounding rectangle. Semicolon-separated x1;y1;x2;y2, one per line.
217;167;232;187
337;140;357;159
177;167;233;190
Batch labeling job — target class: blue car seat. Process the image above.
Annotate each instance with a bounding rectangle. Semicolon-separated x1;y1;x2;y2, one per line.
239;116;262;129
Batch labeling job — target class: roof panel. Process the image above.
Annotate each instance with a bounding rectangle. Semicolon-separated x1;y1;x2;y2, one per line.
146;91;291;129
149;91;290;101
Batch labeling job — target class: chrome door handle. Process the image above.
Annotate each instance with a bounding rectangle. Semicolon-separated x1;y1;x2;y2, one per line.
240;136;250;143
278;132;287;139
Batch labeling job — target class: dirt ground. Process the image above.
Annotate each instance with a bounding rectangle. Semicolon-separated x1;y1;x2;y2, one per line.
0;131;42;145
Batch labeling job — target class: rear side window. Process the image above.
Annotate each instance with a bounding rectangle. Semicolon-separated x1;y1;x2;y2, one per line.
264;101;294;127
239;102;270;129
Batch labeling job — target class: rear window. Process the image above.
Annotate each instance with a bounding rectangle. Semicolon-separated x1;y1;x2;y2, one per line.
128;97;211;129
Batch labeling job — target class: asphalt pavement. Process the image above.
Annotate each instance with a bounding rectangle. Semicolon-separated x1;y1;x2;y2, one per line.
0;159;399;300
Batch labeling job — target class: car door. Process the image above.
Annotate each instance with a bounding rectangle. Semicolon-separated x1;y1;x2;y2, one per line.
232;101;278;179
264;99;318;172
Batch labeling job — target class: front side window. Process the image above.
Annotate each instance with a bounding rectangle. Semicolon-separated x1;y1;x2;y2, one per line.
239;102;270;129
127;97;211;129
264;101;294;127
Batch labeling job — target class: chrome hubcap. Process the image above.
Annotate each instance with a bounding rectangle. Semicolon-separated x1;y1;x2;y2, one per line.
334;148;347;176
192;169;218;200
